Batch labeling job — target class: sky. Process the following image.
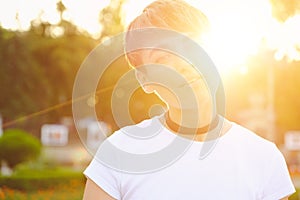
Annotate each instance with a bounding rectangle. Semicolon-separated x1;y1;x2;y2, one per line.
0;0;299;74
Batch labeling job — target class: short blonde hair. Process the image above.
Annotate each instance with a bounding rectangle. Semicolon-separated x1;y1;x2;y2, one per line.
125;0;209;67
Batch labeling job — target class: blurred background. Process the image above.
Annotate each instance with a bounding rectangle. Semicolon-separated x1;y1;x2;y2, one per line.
0;0;300;199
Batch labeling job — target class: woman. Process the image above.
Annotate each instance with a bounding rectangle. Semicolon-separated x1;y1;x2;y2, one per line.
83;1;294;199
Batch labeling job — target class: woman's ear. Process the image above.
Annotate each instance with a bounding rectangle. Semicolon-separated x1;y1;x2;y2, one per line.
135;70;154;94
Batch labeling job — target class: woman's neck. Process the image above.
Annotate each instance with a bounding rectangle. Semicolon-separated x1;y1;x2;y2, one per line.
163;107;232;142
167;105;213;129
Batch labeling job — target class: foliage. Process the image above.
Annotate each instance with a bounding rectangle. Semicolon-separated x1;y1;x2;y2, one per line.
0;0;300;138
0;24;96;134
99;0;125;37
0;179;84;200
0;0;163;133
289;188;300;200
0;166;84;191
270;0;300;22
0;129;41;169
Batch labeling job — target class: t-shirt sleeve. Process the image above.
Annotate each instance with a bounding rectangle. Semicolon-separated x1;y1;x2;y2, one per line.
261;144;295;200
84;154;121;200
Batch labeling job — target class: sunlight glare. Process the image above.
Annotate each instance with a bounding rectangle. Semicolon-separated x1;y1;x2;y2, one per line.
266;15;300;62
239;65;249;75
194;0;273;74
122;0;273;74
0;0;45;30
62;0;110;37
122;0;153;26
0;0;299;66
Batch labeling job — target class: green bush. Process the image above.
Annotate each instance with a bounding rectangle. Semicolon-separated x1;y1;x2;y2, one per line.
0;167;85;191
0;129;41;169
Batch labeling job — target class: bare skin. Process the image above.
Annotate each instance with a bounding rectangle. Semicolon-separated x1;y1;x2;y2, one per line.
83;179;116;200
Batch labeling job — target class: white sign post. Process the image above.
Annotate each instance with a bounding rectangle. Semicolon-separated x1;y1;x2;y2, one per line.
285;131;300;151
87;121;110;150
41;124;69;146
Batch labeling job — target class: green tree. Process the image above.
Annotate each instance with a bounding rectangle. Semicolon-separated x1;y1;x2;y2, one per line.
0;0;163;135
0;129;41;169
0;21;96;134
99;0;125;37
57;1;66;22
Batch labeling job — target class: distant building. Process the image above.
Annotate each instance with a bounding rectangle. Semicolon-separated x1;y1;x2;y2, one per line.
41;116;111;170
41;124;69;146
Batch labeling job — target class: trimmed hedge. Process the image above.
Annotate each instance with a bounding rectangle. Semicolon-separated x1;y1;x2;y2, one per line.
0;168;85;191
0;129;41;169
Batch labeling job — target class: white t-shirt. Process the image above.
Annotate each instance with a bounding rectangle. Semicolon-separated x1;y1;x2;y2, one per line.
84;116;295;200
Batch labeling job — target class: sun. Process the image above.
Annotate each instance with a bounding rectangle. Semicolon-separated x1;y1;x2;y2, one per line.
203;12;266;74
121;0;271;75
122;0;300;75
189;0;276;75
